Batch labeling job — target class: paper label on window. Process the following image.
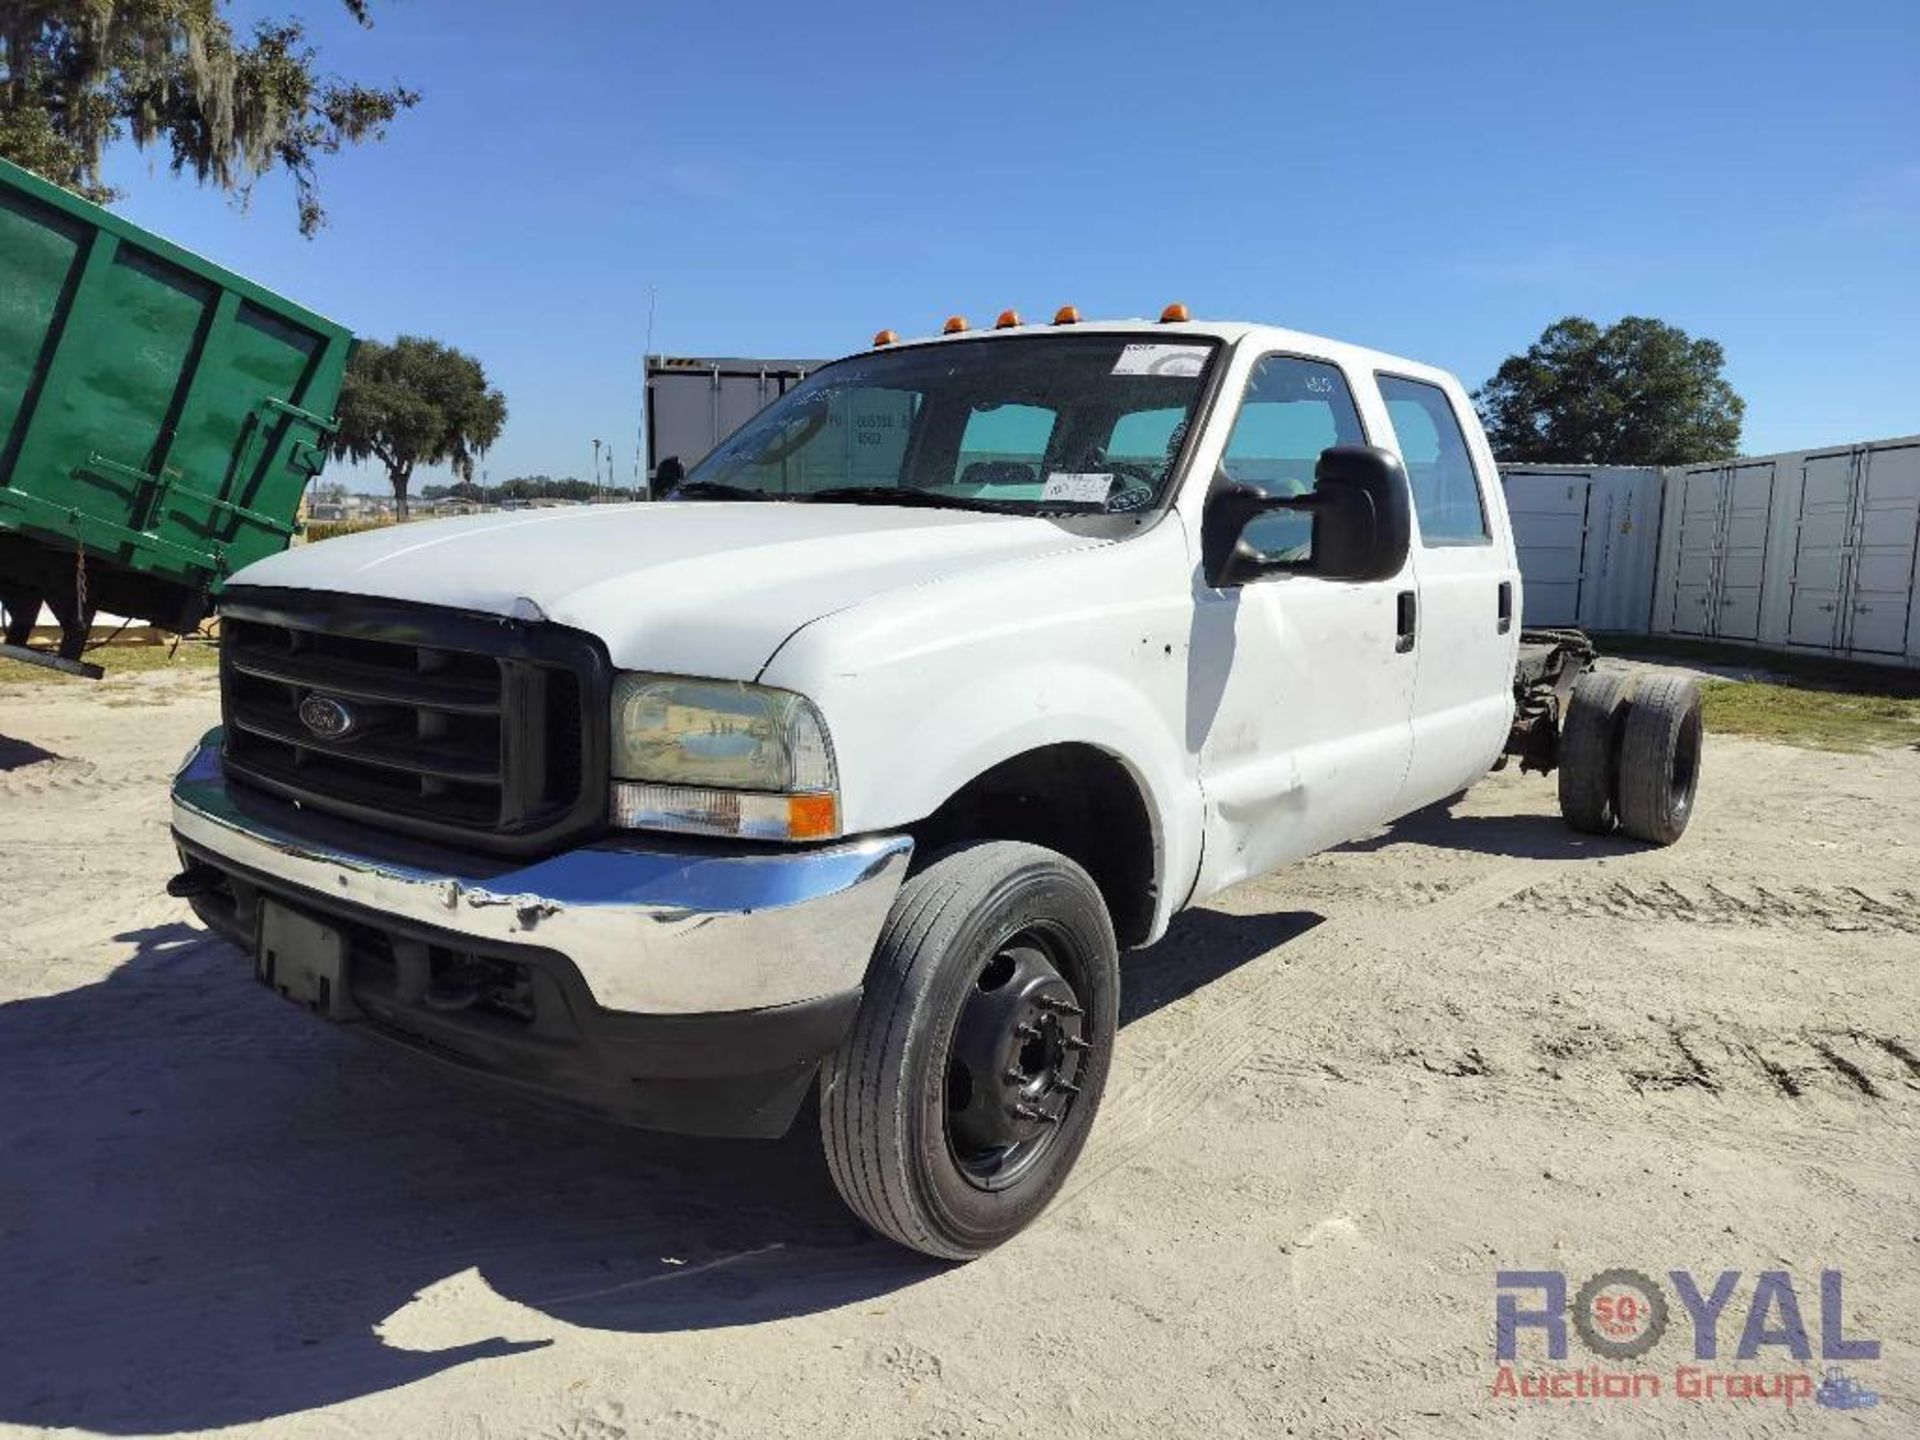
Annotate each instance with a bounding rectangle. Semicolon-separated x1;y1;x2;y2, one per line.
1041;472;1114;504
1112;343;1210;378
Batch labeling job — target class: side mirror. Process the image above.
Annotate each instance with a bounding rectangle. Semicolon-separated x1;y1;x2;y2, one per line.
655;455;685;492
1201;444;1412;588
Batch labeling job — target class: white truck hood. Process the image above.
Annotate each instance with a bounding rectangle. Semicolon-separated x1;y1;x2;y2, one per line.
231;501;1106;677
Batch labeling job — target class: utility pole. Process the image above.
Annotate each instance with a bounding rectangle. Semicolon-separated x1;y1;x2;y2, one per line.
592;438;602;501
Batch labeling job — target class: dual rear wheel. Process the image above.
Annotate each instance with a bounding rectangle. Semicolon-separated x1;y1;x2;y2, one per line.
1558;669;1704;845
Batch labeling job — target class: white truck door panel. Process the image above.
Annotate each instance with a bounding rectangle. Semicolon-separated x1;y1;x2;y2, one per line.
1190;577;1415;893
1190;353;1415;897
1378;374;1517;812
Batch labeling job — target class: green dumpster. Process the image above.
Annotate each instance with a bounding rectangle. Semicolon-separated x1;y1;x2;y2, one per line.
0;155;353;671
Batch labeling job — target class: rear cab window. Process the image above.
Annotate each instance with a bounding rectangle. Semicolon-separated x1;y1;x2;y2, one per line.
1377;374;1490;545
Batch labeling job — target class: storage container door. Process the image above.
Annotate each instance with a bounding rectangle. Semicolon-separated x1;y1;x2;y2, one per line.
1669;467;1721;635
716;373;771;448
1715;462;1773;640
648;372;717;472
1846;444;1920;655
1503;475;1589;626
1788;453;1853;649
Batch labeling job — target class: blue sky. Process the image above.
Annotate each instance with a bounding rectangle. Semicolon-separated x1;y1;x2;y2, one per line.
101;0;1920;490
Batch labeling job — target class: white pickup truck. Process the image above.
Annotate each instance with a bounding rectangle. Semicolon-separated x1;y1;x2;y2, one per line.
168;312;1704;1258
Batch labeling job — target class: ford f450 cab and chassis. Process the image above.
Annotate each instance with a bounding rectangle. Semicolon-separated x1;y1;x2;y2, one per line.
168;313;1704;1258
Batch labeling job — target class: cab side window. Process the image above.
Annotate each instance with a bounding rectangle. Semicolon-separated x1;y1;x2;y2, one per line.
1220;356;1365;561
1378;375;1489;545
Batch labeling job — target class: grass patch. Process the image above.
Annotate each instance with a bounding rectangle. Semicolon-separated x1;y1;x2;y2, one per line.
1699;677;1920;752
0;640;219;686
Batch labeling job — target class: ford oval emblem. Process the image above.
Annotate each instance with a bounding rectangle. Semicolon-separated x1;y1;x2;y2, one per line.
298;693;356;741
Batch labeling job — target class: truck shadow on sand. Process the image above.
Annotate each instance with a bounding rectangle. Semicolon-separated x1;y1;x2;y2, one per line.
0;732;61;772
0;904;1312;1433
1337;793;1644;861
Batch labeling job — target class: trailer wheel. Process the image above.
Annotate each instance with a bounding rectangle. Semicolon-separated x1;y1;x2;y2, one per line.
1615;674;1704;846
1557;669;1634;834
820;841;1118;1260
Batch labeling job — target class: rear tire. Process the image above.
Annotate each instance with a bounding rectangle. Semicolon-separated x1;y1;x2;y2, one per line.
1558;669;1634;834
820;841;1118;1260
1615;673;1704;845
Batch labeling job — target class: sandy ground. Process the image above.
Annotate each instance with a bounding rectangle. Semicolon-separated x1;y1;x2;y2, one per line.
1;662;1915;1439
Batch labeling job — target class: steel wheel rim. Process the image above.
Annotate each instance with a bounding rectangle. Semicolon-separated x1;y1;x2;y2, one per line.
944;928;1093;1192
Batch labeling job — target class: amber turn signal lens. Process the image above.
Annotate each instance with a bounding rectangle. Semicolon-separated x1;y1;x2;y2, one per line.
1159;302;1190;323
872;328;898;347
943;315;969;334
995;309;1022;329
786;792;839;840
1053;305;1081;324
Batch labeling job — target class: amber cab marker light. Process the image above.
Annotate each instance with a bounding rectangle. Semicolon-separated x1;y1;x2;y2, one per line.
1053;304;1081;324
995;309;1023;329
943;315;970;334
1160;302;1191;323
872;328;898;347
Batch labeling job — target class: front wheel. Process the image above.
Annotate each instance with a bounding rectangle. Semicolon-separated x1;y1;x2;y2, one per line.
820;841;1119;1259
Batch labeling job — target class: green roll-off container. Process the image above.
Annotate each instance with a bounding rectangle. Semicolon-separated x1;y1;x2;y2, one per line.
0;155;353;667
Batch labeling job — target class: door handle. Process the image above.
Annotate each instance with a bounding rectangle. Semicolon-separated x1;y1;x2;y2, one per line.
1396;590;1417;653
1497;581;1513;634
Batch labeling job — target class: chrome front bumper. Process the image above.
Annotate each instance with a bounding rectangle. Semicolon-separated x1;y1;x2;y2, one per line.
169;730;912;1016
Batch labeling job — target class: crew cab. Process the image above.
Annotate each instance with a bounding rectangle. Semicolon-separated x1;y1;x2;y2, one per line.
167;310;1703;1259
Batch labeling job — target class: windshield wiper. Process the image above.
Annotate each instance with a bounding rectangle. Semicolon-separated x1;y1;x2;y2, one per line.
666;480;785;502
803;486;1084;515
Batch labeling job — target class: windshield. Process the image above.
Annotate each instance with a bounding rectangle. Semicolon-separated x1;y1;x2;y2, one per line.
680;333;1221;514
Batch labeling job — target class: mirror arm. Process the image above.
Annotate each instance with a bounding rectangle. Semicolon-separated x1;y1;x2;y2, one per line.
1200;476;1322;588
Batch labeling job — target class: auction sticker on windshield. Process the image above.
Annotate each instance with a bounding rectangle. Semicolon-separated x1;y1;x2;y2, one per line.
1041;473;1115;504
1112;343;1210;378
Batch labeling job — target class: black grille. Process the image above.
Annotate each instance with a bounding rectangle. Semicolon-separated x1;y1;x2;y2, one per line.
218;591;609;854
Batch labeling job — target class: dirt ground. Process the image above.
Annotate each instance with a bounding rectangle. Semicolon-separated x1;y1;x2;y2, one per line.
1;662;1915;1439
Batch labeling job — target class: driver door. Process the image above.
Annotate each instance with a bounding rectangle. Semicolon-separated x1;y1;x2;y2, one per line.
1189;353;1418;898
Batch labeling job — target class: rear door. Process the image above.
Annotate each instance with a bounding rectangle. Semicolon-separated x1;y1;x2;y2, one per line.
1378;373;1519;813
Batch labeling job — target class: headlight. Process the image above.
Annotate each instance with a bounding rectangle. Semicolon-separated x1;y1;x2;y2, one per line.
608;674;839;841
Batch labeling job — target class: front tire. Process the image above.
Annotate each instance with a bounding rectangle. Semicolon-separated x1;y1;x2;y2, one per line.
820;841;1119;1260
